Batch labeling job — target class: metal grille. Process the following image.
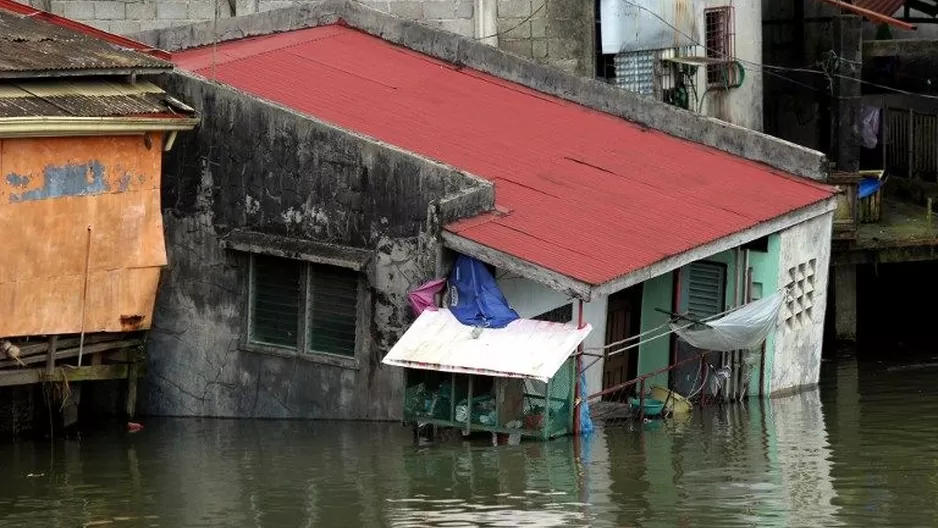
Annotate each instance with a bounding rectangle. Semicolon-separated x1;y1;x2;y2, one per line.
886;107;938;181
308;264;359;356
250;255;302;348
704;6;736;88
613;50;656;95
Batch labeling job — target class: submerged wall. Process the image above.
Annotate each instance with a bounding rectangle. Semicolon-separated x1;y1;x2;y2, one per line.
145;71;491;419
769;212;833;395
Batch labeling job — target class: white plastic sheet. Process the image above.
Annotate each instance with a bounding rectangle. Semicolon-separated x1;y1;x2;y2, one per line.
671;291;785;352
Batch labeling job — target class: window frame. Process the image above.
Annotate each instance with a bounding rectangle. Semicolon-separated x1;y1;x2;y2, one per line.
242;253;363;370
703;6;737;88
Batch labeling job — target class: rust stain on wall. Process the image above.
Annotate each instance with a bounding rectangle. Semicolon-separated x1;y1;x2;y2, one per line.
0;133;165;338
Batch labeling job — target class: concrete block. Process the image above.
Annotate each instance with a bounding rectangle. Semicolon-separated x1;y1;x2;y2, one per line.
498;38;532;58
547;37;578;60
455;0;472;18
359;0;390;13
437;17;473;37
388;0;423;18
157;1;189;19
531;38;547;59
188;0;217;20
137;19;176;31
125;2;157;20
530;14;545;37
49;1;68;16
235;0;258;15
94;1;125;19
259;1;297;12
108;20;142;34
422;1;454;19
60;1;96;20
497;0;530;18
495;17;530;39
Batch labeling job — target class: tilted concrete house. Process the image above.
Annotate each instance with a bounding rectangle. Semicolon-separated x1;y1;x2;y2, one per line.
131;1;838;419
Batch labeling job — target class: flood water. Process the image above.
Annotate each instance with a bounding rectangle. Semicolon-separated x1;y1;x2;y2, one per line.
1;354;936;527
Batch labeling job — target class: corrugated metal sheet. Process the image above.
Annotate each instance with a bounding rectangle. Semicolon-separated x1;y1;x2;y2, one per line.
814;0;914;29
0;134;167;337
854;0;905;17
0;80;188;118
0;11;170;76
382;309;593;382
174;26;835;287
599;0;700;54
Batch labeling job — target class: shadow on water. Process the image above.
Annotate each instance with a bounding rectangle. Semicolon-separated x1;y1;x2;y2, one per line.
2;358;938;527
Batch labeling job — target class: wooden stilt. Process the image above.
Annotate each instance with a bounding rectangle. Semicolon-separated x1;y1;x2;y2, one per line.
45;336;58;377
125;362;139;419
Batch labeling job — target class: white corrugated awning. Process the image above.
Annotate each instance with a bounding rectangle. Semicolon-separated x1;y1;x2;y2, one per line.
382;309;593;382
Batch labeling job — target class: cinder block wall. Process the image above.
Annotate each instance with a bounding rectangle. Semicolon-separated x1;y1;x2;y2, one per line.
19;0;594;76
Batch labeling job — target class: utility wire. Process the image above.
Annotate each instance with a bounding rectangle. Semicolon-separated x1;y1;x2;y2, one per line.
473;1;546;41
615;0;938;100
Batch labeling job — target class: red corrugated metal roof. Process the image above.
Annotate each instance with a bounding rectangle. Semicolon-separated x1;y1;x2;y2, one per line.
815;0;914;30
854;0;905;17
174;25;835;286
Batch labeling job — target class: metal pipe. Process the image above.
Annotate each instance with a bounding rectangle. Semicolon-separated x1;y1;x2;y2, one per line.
574;299;584;435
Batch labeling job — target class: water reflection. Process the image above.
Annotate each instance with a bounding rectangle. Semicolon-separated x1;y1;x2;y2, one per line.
2;364;934;527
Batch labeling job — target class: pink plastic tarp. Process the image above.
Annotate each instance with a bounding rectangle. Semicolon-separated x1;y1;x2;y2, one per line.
408;278;447;316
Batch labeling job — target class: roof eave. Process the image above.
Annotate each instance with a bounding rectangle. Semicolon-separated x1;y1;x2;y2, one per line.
440;230;594;301
0;116;200;138
0;68;172;79
444;196;839;303
589;196;839;300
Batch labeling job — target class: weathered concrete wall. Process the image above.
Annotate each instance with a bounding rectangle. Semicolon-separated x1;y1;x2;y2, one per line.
144;71;492;419
770;211;833;395
697;0;763;131
20;0;593;76
131;1;829;181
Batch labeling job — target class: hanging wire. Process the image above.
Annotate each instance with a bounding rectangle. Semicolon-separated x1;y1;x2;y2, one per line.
615;0;938;101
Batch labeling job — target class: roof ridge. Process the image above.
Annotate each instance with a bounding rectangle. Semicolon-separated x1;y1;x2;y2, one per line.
130;0;831;182
0;0;171;61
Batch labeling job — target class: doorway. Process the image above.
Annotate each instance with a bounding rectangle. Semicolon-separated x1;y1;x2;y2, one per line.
671;261;727;398
602;284;643;400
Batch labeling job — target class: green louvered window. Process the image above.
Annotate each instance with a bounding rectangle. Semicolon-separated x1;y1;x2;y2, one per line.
249;254;359;357
307;265;358;356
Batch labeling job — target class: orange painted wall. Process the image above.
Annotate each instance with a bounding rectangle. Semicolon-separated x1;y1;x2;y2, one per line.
0;133;166;338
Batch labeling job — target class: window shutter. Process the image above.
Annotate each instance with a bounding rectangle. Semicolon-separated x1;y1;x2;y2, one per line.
251;255;302;348
307;264;358;356
683;262;725;319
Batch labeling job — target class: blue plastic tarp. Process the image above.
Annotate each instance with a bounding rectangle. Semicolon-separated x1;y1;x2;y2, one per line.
858;177;883;200
578;371;594;435
448;255;519;329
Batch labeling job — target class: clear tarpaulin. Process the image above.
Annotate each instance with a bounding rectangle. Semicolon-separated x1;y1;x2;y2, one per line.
671;291;785;352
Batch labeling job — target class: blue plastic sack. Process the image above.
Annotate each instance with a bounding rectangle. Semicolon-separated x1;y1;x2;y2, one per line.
448;255;519;329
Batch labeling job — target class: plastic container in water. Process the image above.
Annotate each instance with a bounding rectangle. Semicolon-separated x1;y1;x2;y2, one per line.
629;397;665;417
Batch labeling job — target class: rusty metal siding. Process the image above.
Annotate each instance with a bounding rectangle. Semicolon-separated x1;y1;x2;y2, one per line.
0;11;170;77
0;134;166;338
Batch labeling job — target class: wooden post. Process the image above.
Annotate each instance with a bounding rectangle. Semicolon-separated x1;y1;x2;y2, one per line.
125;362;139;419
45;336;58;377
